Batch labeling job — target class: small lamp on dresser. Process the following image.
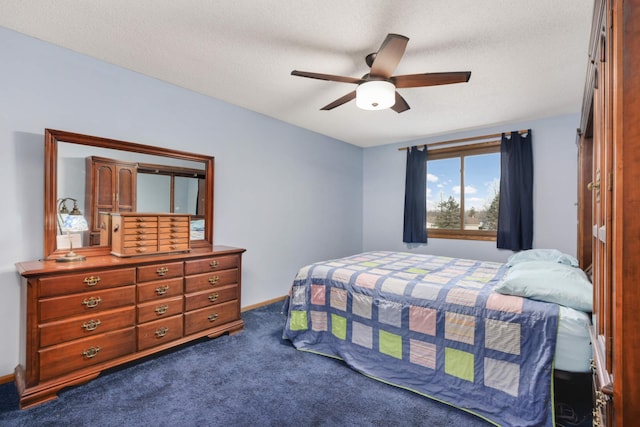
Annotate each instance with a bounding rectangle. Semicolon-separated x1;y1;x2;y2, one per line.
56;197;89;262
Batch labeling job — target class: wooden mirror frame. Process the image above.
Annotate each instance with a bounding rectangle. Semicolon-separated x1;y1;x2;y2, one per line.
44;129;214;259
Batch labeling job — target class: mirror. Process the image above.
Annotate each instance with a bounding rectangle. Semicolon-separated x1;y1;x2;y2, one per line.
45;129;214;259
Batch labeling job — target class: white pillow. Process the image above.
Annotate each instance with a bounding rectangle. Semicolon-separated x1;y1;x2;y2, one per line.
506;249;579;268
494;261;592;311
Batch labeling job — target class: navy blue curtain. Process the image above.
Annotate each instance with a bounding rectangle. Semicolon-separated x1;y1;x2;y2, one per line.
497;130;533;250
403;146;428;243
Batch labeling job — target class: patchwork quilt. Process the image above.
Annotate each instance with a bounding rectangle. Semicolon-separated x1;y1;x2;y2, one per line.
282;251;559;427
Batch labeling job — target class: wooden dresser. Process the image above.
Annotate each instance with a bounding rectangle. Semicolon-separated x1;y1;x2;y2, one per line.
15;246;244;409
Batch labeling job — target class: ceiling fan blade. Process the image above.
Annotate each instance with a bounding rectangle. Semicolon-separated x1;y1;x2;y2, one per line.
391;92;410;113
320;90;357;110
393;71;471;88
291;70;363;84
370;34;409;78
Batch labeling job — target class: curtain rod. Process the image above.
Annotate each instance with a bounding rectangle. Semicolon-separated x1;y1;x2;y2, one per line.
397;129;529;151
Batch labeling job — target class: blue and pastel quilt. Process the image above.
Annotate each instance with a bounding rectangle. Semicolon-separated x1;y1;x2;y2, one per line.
282;251;559;427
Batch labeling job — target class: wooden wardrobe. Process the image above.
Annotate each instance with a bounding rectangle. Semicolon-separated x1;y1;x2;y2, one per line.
85;156;137;246
577;0;640;425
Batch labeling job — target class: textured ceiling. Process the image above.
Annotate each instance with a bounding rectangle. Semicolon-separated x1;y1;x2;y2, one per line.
0;1;594;147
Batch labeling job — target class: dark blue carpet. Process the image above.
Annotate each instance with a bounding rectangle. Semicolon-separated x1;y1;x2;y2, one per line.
0;302;589;426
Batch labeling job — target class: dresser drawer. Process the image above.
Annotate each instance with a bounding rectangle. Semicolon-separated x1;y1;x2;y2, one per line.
158;242;190;253
184;269;238;294
184;284;238;312
184;300;239;336
137;296;184;324
122;216;158;229
40;306;136;348
158;216;190;226
159;230;189;239
39;327;136;382
39;285;135;322
158;223;189;235
122;239;158;249
119;245;161;256
121;226;158;242
137;261;184;282
159;232;189;242
123;231;158;242
39;268;136;298
184;255;240;275
137;314;183;351
137;277;183;302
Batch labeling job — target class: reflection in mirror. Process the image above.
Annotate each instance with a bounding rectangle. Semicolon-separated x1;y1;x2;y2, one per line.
175;177;202;214
137;163;206;217
58;147;206;248
45;129;214;259
138;173;171;212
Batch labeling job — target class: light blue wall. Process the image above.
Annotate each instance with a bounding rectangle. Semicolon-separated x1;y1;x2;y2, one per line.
363;114;579;262
0;27;363;376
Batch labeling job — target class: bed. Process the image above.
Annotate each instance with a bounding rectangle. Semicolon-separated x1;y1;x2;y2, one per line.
282;250;593;427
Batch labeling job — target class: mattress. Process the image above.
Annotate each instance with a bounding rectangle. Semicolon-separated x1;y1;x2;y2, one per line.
555;305;592;372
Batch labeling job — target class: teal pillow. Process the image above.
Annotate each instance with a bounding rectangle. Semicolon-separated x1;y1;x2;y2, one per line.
495;261;592;311
506;249;579;268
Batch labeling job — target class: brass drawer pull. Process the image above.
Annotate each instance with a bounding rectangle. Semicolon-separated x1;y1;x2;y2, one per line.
136;248;148;253
81;319;101;331
208;293;219;302
83;276;101;287
155;305;169;315
208;313;219;322
82;346;101;359
156;267;169;276
82;297;102;308
209;260;219;268
209;276;220;284
136;230;147;235
155;285;170;296
155;326;169;338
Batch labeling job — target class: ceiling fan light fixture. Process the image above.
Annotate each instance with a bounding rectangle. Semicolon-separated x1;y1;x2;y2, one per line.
356;81;395;110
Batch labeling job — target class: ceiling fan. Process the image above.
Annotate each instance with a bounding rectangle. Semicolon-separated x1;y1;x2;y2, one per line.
291;33;471;113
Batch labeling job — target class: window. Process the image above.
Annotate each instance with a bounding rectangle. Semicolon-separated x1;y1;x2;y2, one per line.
426;141;500;241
